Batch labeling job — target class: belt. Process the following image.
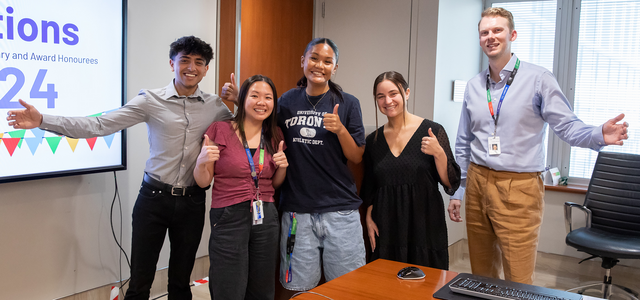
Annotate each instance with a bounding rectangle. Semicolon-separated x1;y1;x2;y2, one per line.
142;173;205;197
470;162;542;177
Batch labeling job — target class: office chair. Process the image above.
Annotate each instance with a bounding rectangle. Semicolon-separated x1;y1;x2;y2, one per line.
564;151;640;300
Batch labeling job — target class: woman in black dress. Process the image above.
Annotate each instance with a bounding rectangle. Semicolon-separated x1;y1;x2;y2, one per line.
360;71;461;269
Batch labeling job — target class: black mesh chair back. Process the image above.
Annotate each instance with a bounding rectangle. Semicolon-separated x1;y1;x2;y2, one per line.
584;151;640;236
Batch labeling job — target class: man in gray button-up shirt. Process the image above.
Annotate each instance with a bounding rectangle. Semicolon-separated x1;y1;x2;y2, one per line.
7;36;235;300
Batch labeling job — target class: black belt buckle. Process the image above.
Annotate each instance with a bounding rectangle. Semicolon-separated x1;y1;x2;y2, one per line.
171;186;186;196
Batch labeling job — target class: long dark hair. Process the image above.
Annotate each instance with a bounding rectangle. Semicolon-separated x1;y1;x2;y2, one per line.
296;37;344;105
372;71;409;142
234;75;281;155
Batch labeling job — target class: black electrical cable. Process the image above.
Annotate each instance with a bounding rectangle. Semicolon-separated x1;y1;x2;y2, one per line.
110;171;131;298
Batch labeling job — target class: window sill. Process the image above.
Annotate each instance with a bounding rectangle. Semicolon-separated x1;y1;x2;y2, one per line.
544;183;588;194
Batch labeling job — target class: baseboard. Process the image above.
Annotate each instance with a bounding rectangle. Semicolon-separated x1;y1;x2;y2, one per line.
56;255;210;300
448;238;468;266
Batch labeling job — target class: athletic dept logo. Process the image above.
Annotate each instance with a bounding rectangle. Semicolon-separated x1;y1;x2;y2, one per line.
300;127;316;138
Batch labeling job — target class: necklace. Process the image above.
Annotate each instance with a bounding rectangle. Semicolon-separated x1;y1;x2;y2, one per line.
305;90;328;111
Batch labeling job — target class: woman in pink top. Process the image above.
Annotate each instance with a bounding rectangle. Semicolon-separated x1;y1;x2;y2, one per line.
194;74;287;300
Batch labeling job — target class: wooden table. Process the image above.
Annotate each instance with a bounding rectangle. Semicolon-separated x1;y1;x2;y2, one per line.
292;259;459;299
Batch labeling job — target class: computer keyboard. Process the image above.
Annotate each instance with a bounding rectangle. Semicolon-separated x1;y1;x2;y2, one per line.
448;275;582;300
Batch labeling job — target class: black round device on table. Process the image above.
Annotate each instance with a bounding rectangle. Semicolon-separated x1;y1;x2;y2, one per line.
397;266;426;280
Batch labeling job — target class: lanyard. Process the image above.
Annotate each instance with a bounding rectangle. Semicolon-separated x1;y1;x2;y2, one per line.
285;212;298;283
486;58;520;135
242;132;265;189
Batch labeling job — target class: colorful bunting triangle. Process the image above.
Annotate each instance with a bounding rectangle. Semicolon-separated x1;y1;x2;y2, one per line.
24;138;41;155
8;129;26;148
3;138;21;156
103;134;115;148
30;128;46;142
86;137;98;150
45;137;63;154
66;137;80;152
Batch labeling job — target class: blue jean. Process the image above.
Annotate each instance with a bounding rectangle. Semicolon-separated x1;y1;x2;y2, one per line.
124;182;206;300
208;201;279;300
279;210;366;291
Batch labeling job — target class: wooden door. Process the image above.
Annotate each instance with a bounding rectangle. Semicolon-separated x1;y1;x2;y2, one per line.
217;0;313;107
239;0;314;95
218;0;237;111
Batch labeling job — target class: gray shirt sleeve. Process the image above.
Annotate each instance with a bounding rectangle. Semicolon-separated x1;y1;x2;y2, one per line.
40;94;148;138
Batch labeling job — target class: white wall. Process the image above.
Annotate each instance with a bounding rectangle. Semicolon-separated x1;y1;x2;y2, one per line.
0;1;217;299
314;0;413;130
433;0;484;246
411;0;440;122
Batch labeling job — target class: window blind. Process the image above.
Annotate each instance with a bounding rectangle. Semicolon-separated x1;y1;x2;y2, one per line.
570;0;640;178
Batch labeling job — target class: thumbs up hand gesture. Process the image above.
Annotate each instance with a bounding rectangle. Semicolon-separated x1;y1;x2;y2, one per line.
197;134;220;167
323;104;345;134
221;73;238;104
272;140;288;169
421;128;443;156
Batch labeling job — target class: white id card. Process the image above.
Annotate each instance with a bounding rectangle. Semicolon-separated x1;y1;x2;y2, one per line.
252;200;264;225
488;136;501;155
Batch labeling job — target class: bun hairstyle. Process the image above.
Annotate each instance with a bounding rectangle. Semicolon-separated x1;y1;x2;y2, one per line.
296;37;344;105
372;71;409;142
234;74;281;155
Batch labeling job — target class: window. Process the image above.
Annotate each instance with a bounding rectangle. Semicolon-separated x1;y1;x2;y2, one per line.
487;0;640;180
569;0;640;178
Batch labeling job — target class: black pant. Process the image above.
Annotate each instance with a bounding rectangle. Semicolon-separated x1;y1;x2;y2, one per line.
209;201;279;300
124;182;206;300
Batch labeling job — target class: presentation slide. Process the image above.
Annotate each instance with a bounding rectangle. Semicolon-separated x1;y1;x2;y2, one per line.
0;0;125;183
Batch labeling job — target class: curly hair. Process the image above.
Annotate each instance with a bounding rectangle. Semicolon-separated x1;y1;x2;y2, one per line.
169;36;214;65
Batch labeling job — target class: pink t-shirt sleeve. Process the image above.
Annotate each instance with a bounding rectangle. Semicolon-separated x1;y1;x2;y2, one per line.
275;127;286;152
204;121;229;151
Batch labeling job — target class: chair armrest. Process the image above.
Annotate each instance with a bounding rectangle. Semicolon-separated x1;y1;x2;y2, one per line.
564;202;592;233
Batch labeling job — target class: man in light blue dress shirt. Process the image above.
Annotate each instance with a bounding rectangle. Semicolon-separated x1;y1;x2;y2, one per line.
7;36;236;300
448;8;629;284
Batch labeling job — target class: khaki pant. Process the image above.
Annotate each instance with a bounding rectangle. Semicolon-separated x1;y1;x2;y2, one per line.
465;163;544;284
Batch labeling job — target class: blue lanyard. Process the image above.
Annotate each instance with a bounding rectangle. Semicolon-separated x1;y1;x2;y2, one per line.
241;133;265;189
486;58;520;135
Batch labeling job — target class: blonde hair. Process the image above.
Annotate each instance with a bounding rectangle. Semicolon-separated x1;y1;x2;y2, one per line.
479;7;515;32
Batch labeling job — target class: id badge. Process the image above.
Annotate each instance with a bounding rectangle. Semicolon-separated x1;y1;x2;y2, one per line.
252;200;264;225
488;136;501;155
